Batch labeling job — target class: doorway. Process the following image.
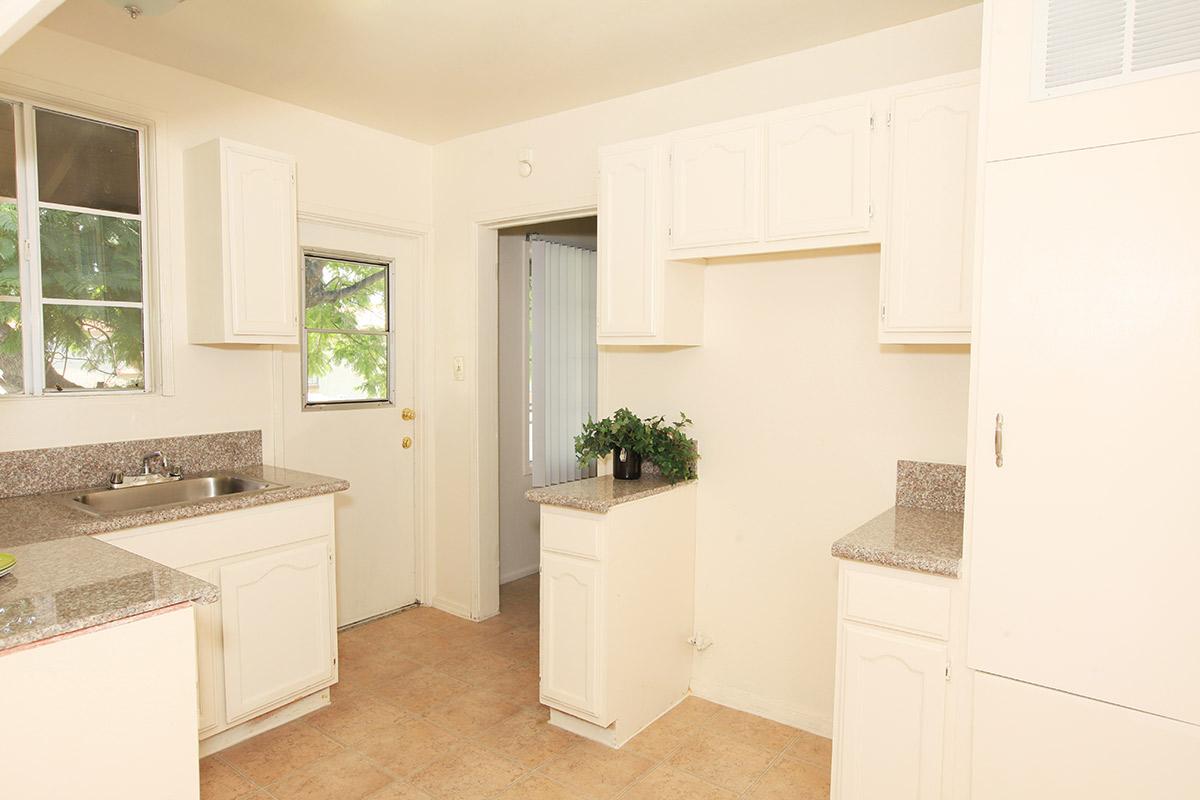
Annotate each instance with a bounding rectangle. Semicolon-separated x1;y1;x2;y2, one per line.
496;217;598;596
278;216;423;626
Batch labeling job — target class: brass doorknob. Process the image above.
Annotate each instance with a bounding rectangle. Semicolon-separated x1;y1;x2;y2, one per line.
402;408;415;420
402;436;413;449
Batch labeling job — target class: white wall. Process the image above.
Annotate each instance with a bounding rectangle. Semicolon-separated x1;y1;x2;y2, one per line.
0;27;432;462
432;5;982;731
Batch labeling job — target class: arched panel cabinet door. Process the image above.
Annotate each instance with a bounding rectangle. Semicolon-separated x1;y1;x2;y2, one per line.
540;550;607;722
834;623;949;800
669;124;762;250
220;539;334;722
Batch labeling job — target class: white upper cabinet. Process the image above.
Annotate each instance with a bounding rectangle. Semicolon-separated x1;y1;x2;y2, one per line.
880;80;978;344
669;125;762;250
766;103;873;240
983;0;1200;161
186;138;299;345
597;140;703;346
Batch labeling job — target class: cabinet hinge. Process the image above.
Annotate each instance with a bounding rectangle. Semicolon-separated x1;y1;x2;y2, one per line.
667;226;672;239
887;111;893;128
945;662;951;681
868;203;873;219
880;304;886;321
869;115;875;131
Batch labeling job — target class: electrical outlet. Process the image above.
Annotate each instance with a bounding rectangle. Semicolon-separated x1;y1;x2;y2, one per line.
453;356;465;381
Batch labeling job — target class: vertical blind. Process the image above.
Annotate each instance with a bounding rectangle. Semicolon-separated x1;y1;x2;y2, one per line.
531;239;598;487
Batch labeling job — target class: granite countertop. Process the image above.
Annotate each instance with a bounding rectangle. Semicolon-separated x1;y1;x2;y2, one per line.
830;460;966;577
0;536;219;652
830;505;964;577
526;474;689;513
0;458;348;653
0;464;350;548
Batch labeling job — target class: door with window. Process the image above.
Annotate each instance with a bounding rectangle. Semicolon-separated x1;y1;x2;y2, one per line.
279;218;419;625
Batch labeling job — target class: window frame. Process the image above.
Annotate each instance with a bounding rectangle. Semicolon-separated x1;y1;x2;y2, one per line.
0;91;155;398
300;247;396;412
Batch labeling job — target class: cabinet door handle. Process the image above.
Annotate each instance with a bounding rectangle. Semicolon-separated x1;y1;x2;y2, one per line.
994;413;1004;468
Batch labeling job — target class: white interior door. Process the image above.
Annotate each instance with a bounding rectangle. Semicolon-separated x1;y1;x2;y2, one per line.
279;218;419;625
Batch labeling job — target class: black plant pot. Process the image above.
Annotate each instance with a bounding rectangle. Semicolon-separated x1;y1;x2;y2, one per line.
612;447;643;480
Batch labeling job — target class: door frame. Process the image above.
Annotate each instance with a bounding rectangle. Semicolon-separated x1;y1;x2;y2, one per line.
274;206;435;612
469;202;603;620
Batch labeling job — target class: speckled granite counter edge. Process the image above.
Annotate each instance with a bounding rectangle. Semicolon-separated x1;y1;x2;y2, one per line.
525;475;691;513
830;517;962;577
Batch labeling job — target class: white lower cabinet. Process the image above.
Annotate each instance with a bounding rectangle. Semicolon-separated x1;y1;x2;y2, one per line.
220;540;333;722
538;483;697;747
540;551;605;720
832;560;964;800
837;624;948;800
98;494;338;745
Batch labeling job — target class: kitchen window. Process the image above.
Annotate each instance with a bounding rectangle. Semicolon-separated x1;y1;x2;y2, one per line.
0;99;151;396
302;251;393;409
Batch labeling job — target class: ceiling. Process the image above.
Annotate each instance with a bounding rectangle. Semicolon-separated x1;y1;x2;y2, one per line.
42;0;977;143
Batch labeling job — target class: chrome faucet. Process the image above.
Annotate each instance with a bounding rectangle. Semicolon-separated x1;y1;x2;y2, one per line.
142;451;166;476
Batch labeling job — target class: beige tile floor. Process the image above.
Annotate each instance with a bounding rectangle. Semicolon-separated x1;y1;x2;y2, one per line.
201;575;832;800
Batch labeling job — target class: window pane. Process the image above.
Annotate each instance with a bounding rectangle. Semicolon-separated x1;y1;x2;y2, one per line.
305;331;387;403
0;301;21;394
36;109;140;215
39;209;142;302
304;256;387;332
42;304;143;392
0;202;18;296
0;102;16;200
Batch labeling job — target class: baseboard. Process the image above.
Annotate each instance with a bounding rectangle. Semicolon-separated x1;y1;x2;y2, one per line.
428;594;473;620
689;680;834;738
501;564;540;584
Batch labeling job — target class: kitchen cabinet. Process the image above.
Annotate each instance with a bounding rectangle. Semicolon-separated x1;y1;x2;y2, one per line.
967;132;1200;727
832;559;966;800
185;138;299;344
540;550;605;720
879;81;978;344
536;482;697;747
181;561;222;735
669;124;762;249
97;494;338;752
765;103;873;241
597;139;703;346
219;539;333;723
1;606;201;800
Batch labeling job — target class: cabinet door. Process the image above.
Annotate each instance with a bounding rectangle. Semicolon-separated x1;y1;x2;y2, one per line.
835;623;948;800
597;145;660;338
220;540;334;722
880;84;977;342
669;126;761;249
225;145;298;339
968;134;1200;726
181;562;222;736
766;104;872;240
540;551;606;720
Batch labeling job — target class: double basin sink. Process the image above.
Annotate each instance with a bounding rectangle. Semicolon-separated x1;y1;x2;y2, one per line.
57;472;284;517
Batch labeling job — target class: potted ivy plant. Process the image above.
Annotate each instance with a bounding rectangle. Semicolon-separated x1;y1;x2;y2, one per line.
575;408;699;483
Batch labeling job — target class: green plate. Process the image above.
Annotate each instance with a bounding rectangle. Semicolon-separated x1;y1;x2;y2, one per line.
0;553;15;572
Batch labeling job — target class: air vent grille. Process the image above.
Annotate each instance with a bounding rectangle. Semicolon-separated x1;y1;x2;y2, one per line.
1132;0;1200;71
1036;0;1200;96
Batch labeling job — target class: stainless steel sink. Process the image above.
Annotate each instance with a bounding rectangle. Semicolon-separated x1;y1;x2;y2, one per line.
58;472;285;516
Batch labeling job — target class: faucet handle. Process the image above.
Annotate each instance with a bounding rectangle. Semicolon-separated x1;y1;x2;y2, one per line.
109;471;124;486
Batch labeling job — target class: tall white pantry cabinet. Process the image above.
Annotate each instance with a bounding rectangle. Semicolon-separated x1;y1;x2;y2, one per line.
965;0;1200;796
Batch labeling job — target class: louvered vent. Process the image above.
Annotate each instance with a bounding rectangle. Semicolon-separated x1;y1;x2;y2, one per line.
1132;0;1200;71
1036;0;1200;96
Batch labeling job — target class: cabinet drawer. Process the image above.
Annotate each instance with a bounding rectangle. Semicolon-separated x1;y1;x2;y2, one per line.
541;510;602;559
842;566;952;640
